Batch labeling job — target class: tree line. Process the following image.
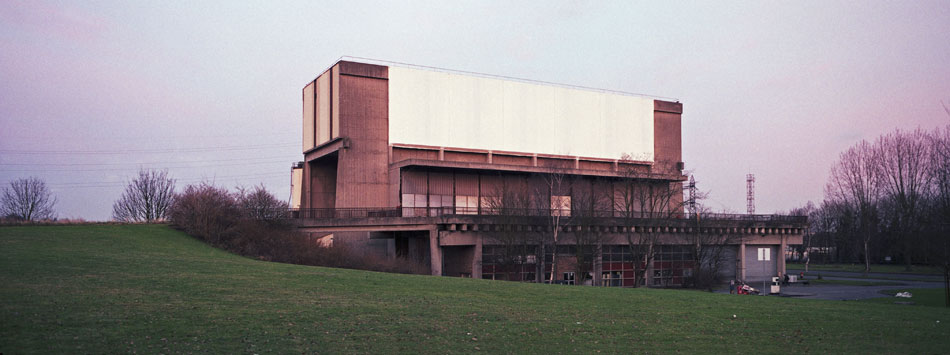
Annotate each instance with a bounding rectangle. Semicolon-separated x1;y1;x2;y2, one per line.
792;125;950;304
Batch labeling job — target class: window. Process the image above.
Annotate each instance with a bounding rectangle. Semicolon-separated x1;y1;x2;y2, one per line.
602;271;623;287
455;195;478;215
551;195;571;216
429;195;453;216
401;193;427;217
758;247;771;261
563;272;575;285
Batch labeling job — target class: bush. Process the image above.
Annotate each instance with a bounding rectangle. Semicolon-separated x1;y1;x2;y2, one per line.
168;183;426;275
236;185;288;223
167;183;239;246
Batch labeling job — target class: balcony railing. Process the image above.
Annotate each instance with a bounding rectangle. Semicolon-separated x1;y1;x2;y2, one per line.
287;207;807;224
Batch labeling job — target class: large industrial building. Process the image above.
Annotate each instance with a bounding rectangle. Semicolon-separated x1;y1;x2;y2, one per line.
289;58;805;287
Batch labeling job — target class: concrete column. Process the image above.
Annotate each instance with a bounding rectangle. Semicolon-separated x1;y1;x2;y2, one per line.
428;227;442;276
739;242;747;281
472;235;483;279
778;236;787;276
646;255;654;287
593;244;603;286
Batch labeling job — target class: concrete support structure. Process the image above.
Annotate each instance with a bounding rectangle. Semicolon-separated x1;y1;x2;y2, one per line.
739;242;747;281
428;226;442;276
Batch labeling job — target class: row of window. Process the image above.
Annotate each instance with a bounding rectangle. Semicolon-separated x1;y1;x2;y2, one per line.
480;269;698;287
401;193;576;216
481;245;703;262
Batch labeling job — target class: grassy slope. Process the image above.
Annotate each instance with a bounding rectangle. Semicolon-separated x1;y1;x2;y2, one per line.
1;225;947;354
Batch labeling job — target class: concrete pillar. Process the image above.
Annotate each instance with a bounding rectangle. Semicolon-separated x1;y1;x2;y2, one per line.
646;255;654;287
593;244;603;286
778;236;787;277
428;227;442;276
472;235;483;279
739;242;747;281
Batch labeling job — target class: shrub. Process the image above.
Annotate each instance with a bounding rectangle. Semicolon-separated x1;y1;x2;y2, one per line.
168;183;426;275
235;185;288;224
167;183;239;246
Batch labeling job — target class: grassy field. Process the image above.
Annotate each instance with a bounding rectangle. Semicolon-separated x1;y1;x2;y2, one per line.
1;225;948;353
861;288;950;308
787;262;942;275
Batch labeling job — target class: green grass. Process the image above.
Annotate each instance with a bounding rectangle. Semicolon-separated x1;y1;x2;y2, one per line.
861;288;950;308
808;279;905;287
788;262;942;275
2;225;949;353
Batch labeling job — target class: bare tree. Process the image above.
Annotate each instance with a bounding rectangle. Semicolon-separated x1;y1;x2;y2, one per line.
236;184;289;223
826;140;880;275
1;177;56;221
686;212;742;288
615;154;686;287
678;183;739;289
569;177;612;286
927;123;950;306
788;201;818;271
484;175;535;281
874;128;933;270
112;169;175;223
541;171;571;284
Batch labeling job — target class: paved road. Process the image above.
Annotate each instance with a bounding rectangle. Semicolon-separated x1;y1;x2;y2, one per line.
719;269;943;301
777;279;942;301
725;271;945;301
786;268;945;282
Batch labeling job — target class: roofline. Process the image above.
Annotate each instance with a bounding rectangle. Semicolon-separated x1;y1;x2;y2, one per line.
302;55;680;102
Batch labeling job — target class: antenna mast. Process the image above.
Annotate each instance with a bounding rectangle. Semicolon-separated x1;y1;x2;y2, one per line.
746;173;755;214
688;175;696;214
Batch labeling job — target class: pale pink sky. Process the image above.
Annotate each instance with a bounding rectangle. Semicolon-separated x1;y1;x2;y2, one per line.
1;1;948;220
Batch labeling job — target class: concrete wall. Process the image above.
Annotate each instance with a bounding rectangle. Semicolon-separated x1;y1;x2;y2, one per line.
442;246;475;277
719;245;738;280
387;66;655;161
743;244;777;282
653;101;683;174
334;62;391;208
290;167;303;208
308;158;337;209
302;82;315;151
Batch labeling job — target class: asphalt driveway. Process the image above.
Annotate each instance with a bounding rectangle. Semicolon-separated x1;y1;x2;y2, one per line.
727;269;946;301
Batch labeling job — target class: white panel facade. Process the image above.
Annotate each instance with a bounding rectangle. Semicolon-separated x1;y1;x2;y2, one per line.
388;66;655;161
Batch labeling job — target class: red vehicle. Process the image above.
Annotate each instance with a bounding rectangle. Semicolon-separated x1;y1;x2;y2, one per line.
737;282;760;295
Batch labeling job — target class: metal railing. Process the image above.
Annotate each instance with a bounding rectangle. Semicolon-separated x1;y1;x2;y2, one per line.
287;207;807;223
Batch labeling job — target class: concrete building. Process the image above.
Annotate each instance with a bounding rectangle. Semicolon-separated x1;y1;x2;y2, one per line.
290;58;805;286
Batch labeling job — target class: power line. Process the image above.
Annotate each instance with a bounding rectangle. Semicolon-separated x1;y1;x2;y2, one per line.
0;143;297;155
15;172;288;188
4;131;296;140
0;155;293;167
1;159;288;172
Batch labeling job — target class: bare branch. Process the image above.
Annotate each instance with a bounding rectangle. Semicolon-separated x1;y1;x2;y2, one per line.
112;169;175;223
1;177;57;221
